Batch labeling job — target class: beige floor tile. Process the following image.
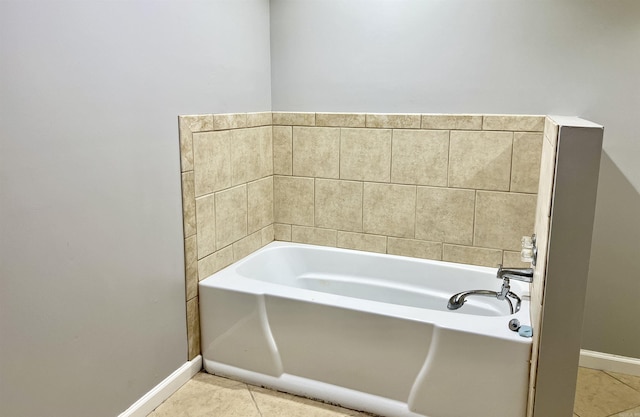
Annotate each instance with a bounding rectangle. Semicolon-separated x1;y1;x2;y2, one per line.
574;368;640;417
249;385;363;417
610;405;640;416
608;372;640;393
191;372;246;389
148;373;259;417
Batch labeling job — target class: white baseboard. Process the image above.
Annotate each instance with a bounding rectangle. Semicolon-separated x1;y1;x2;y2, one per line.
580;349;640;377
119;355;202;417
116;350;637;417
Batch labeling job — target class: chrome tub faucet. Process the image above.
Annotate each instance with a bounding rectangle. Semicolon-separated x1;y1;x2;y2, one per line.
447;264;534;314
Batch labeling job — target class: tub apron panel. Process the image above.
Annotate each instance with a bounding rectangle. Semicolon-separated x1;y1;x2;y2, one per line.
266;296;434;402
200;288;283;377
408;327;531;417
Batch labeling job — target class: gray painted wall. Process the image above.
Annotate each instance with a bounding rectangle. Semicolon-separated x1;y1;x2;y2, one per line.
270;0;640;358
0;1;271;416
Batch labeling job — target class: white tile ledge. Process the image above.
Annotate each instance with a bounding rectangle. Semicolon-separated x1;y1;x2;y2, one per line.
118;355;202;417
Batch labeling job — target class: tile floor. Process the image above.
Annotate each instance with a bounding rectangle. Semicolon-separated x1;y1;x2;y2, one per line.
574;368;640;417
148;367;640;417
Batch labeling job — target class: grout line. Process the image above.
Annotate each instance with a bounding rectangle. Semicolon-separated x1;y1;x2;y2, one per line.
389;129;394;183
271;125;276;176
472;190;478;247
312;177;316;227
246;384;264;417
509;131;515;192
338;127;342;179
446;130;451;187
360;181;364;232
313;178;317;227
604;371;640;394
413;185;418;239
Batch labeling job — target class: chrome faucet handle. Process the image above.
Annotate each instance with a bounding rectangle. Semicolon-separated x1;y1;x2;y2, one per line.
497;276;510;300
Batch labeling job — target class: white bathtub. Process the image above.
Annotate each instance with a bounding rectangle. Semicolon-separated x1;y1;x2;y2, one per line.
199;242;532;417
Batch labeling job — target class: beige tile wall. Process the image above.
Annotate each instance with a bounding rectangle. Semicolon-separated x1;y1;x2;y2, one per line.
273;112;543;267
179;112;274;360
178;111;544;360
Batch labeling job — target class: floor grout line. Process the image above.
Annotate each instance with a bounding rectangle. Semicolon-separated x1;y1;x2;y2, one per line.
604;370;640;395
246;384;264;417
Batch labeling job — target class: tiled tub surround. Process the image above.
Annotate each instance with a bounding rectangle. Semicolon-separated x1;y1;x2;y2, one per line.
179;111;545;360
179;112;275;360
273;112;543;268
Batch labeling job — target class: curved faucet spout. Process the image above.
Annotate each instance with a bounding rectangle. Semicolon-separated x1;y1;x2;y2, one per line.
447;290;498;310
447;289;521;314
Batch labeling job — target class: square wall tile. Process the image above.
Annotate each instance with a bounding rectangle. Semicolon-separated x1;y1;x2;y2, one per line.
337;231;387;254
274;223;292;241
503;251;531;268
273;126;293;175
474;191;537;251
421;114;482;130
483;115;545;132
198;246;234;280
193;130;231;197
292;127;340;178
315;179;363;232
363;182;416;238
272;112;315;126
315;113;366;128
179;115;214;172
391;129;449;186
387;238;442;260
416;187;475;245
230;127;272;186
181;171;196;238
366;113;421;129
213;113;247;130
187;297;200;360
215;185;248;249
340;128;392;182
233;231;263;261
443;244;503;267
274;176;314;226
247;112;273;127
248;176;273;234
178;121;194;172
261;224;274;245
511;132;543;193
291;226;337;247
448;130;513;191
180;114;214;133
195;194;216;259
184;235;197;301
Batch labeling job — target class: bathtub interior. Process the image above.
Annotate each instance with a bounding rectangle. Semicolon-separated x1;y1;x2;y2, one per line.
199;242;532;417
236;242;530;317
